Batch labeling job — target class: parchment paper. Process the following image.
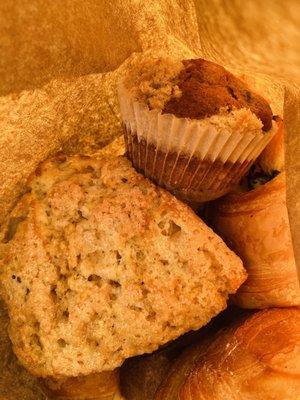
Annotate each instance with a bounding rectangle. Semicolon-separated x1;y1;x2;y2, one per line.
0;1;299;398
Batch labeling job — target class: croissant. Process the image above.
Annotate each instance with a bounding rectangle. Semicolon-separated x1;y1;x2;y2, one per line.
209;116;299;308
155;308;300;399
40;370;124;399
210;172;300;308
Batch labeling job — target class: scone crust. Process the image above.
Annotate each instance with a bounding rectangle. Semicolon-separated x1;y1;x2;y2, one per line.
0;155;245;377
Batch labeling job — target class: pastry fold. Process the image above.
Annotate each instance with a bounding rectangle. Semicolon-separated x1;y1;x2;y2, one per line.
211;173;300;308
155;308;300;399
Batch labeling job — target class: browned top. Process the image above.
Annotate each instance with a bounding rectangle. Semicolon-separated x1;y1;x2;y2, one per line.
162;59;273;131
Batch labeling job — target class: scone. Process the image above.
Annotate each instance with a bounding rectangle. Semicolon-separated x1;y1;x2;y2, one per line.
118;57;278;204
0;154;246;378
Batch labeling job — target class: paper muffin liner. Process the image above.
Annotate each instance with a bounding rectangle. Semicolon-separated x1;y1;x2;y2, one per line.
118;84;277;204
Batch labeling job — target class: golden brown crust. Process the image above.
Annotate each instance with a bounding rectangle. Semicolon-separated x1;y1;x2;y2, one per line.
210;173;300;308
155;308;300;400
162;58;273;131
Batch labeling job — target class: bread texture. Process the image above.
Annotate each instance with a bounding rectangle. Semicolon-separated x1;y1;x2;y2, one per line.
211;173;300;308
0;154;245;378
155;308;300;400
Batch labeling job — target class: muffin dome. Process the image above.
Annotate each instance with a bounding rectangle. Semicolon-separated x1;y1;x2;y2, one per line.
162;58;273;131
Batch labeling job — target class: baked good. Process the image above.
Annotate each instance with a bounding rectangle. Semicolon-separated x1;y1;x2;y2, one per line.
155;308;300;399
39;138;125;399
118;57;278;204
211;173;300;308
211;172;300;308
0;140;126;400
0;154;245;379
93;135;125;158
210;116;300;308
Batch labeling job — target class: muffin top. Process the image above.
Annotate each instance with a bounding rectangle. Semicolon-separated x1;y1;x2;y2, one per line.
124;57;273;131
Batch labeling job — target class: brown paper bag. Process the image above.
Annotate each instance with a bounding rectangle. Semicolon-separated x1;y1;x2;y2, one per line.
0;1;299;398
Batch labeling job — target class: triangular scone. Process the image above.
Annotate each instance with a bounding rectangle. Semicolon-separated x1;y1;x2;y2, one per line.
0;155;246;378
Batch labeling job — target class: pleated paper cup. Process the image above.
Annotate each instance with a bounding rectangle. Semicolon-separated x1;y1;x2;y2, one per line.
118;84;277;204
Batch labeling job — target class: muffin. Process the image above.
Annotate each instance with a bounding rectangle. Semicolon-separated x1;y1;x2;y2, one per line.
118;57;278;204
0;154;245;378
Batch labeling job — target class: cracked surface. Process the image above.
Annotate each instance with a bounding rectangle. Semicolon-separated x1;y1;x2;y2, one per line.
162;59;273;131
0;154;245;378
